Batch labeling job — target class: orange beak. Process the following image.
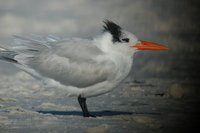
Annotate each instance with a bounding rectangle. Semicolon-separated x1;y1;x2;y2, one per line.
132;40;169;51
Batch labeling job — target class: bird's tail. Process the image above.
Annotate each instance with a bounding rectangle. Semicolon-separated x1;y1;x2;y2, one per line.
0;35;61;78
0;35;60;64
0;45;43;79
0;46;18;63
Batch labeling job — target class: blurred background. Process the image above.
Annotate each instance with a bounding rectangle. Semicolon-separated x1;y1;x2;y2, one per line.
0;0;199;132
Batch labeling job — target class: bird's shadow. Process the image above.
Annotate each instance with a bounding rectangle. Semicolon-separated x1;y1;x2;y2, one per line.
37;110;160;117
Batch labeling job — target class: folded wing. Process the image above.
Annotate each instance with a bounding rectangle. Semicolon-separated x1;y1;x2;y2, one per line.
26;38;116;88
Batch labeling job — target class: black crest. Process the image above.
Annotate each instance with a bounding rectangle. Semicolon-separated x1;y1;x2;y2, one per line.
103;20;122;43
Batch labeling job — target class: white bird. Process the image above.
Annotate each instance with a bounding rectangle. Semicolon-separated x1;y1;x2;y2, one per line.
0;20;168;117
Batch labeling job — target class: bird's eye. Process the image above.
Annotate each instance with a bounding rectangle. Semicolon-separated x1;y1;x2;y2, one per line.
121;38;129;43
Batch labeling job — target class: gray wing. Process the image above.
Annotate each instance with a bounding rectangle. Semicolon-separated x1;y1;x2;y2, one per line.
52;38;104;62
29;39;116;88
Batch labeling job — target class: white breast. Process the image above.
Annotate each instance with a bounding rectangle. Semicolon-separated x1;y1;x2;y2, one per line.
80;53;133;98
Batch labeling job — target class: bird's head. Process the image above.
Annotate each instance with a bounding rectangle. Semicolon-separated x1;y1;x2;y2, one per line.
102;20;169;56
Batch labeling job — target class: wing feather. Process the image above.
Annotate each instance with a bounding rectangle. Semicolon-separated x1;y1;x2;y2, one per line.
29;39;116;88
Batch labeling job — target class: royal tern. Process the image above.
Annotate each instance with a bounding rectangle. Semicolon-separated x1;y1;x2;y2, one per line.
0;20;168;117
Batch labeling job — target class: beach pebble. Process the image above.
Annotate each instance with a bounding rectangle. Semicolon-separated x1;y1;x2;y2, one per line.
168;84;184;98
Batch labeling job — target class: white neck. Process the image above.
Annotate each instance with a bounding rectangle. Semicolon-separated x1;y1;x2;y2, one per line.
95;33;135;83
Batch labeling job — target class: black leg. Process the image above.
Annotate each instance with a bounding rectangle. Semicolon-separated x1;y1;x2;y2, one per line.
78;95;95;117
